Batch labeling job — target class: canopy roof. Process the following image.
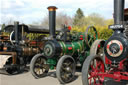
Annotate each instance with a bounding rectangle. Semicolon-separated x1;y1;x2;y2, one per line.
4;24;61;33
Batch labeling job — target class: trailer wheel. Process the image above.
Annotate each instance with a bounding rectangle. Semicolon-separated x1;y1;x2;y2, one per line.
82;55;105;85
30;54;49;79
56;55;76;84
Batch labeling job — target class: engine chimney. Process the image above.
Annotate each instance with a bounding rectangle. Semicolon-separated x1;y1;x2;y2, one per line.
114;0;125;25
47;6;57;39
14;21;19;44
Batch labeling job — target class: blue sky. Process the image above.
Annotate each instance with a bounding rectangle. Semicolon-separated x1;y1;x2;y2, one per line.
0;0;128;24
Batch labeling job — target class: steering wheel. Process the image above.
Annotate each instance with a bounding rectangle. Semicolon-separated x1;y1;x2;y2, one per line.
85;26;98;47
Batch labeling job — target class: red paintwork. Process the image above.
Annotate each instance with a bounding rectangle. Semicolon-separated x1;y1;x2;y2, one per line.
89;55;128;85
68;26;72;30
30;41;36;44
105;56;111;64
79;38;83;40
107;45;110;49
88;57;105;85
93;35;96;39
79;35;83;40
98;44;100;48
80;35;83;37
68;47;72;50
120;45;123;50
100;56;128;82
98;72;128;82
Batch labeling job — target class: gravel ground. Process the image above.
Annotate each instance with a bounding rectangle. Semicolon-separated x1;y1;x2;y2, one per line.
0;69;128;85
0;70;82;85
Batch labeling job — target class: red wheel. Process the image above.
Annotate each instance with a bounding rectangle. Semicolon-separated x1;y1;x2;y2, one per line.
82;55;105;85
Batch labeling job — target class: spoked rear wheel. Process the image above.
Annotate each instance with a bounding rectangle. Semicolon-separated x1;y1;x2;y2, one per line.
82;55;105;85
56;55;76;84
30;54;49;79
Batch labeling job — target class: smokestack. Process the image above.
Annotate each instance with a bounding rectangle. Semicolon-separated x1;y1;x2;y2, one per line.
114;0;125;25
47;6;57;39
14;21;19;44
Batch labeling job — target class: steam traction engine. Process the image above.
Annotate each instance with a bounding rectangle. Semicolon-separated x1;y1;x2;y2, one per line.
82;0;128;85
0;22;49;74
30;6;105;84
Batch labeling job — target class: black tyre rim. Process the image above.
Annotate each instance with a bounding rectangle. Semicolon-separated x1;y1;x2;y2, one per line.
60;58;75;83
33;57;49;78
5;58;18;74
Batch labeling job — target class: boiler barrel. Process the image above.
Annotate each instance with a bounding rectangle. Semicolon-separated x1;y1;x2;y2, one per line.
22;47;39;56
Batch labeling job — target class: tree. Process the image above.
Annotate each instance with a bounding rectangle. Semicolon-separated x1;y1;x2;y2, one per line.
73;8;84;27
56;12;72;28
84;13;105;26
41;12;72;29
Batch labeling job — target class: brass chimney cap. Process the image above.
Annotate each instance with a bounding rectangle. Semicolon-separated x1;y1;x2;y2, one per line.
47;6;57;11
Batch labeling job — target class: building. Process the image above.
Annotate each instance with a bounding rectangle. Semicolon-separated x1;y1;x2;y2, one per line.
124;8;128;21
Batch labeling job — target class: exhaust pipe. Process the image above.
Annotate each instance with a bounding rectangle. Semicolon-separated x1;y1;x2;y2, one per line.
14;21;19;44
47;6;57;39
114;0;125;25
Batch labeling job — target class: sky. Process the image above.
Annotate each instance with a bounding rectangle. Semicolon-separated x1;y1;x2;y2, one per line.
0;0;128;24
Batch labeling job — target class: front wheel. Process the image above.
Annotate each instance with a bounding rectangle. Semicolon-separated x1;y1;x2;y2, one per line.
30;54;49;79
82;55;105;85
56;55;76;84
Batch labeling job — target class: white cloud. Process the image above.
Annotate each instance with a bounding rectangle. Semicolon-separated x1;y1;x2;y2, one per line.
1;0;25;9
1;0;128;24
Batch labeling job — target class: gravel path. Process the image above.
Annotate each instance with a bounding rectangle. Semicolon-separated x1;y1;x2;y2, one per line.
0;70;128;85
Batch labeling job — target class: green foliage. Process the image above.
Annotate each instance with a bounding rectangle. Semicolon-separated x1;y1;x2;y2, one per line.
72;11;114;40
96;25;113;40
1;24;5;32
26;33;47;40
73;8;84;27
75;8;84;19
72;10;114;40
72;19;114;40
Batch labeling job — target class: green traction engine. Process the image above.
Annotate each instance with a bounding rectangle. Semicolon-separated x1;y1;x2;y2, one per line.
30;6;105;84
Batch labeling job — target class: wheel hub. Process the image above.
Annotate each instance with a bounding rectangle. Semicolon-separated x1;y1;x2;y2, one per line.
65;67;71;72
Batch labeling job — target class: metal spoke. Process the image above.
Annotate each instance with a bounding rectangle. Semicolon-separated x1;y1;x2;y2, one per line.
88;57;105;85
59;57;75;83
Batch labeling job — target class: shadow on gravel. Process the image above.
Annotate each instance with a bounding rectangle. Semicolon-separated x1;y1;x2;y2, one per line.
0;66;30;76
46;71;79;84
88;79;128;85
76;66;82;72
47;71;57;78
105;79;128;85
